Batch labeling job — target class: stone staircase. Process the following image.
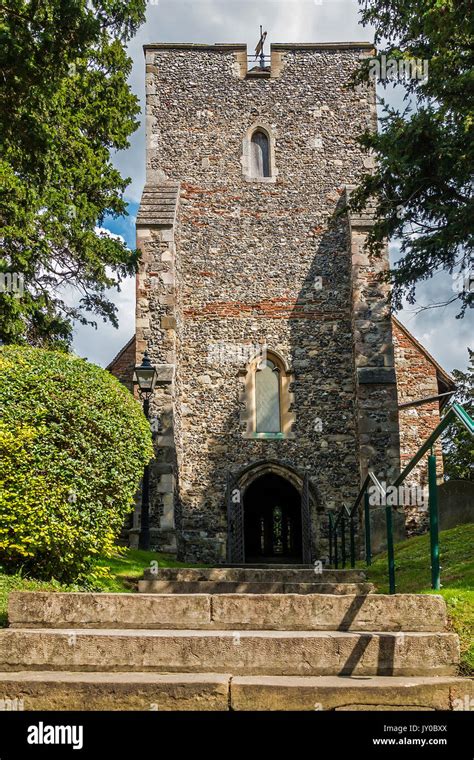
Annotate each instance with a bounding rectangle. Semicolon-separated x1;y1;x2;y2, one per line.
139;566;374;595
0;567;472;710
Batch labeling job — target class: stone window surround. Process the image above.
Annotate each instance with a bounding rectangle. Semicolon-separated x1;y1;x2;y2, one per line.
239;350;295;439
241;123;278;183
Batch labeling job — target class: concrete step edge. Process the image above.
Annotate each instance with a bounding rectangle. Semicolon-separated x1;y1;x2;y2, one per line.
142;568;368;580
0;629;460;677
230;674;474;711
8;591;447;632
0;672;471;711
137;581;376;595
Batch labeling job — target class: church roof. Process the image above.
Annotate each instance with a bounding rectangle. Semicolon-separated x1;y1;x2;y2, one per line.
136;182;180;227
392;316;455;393
105;335;135;372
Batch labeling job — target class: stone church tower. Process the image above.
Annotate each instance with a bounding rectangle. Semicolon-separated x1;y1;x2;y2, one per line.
130;41;403;564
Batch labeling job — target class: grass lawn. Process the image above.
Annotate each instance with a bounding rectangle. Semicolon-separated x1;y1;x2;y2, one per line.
0;548;201;627
360;523;474;674
93;549;205;592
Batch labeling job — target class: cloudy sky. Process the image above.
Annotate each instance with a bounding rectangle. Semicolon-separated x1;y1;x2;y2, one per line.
72;0;472;374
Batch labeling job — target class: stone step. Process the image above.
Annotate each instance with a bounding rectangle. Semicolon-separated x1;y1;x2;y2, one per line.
0;671;230;711
142;567;367;583
230;675;474;711
0;672;471;711
138;581;375;595
223;564;335;569
0;629;459;676
8;592;448;632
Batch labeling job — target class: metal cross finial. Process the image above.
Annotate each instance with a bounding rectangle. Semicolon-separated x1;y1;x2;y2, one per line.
255;25;267;69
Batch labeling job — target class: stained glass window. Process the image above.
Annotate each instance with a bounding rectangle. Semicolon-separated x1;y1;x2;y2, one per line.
272;505;283;554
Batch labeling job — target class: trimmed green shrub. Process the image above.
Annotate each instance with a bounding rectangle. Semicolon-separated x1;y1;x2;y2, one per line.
0;346;153;581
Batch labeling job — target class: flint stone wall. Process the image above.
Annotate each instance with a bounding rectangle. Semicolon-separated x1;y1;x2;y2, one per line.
135;43;401;563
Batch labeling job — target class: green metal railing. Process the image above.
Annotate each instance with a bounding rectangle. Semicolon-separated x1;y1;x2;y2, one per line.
327;403;473;593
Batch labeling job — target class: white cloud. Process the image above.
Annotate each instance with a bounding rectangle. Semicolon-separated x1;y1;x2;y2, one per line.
94;226;126;244
72;276;135;367
395;273;473;373
70;230;134;366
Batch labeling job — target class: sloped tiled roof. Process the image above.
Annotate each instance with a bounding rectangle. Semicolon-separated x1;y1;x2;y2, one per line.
105;335;135;372
392;316;456;391
136;181;180;227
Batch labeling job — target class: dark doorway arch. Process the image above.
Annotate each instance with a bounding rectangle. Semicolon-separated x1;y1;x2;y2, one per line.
243;473;302;563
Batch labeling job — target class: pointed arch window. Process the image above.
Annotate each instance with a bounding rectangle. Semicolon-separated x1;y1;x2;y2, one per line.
251;130;270;178
239;350;295;439
255;359;281;433
242;123;277;183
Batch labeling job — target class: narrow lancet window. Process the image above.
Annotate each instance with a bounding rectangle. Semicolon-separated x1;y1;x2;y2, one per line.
255;360;281;433
251;130;270;177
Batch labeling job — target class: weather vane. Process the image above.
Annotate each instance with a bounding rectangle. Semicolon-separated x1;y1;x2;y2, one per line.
255;25;268;69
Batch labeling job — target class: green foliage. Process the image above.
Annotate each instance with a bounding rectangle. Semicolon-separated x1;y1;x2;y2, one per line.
0;0;146;346
443;349;474;480
351;0;473;315
0;345;153;581
361;524;474;673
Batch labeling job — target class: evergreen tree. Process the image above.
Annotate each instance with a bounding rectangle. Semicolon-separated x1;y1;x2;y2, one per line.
351;0;473;316
0;0;146;346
